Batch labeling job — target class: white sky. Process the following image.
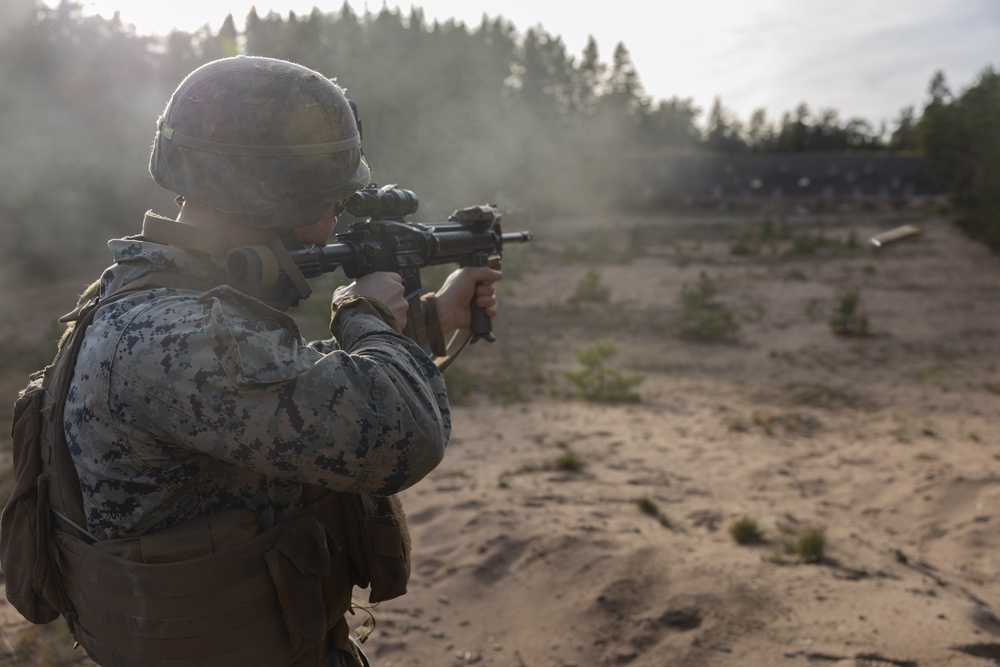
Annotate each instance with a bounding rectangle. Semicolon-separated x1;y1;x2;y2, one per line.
47;0;1000;128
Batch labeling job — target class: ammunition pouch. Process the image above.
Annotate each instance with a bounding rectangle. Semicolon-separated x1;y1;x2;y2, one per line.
54;493;353;666
343;494;411;603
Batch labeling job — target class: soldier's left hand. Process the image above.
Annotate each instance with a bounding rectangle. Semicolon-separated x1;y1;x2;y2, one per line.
434;267;503;336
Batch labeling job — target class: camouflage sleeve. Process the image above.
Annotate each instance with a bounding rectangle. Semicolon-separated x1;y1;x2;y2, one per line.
108;287;450;495
307;338;338;355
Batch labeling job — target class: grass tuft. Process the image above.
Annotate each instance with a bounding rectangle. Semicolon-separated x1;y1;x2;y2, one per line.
637;496;672;527
564;340;643;403
829;286;869;336
553;450;586;472
729;516;764;545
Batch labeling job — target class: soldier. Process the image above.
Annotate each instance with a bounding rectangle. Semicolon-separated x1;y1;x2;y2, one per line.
53;56;500;665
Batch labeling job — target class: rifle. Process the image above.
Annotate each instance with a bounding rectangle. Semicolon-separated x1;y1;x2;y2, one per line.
226;184;531;363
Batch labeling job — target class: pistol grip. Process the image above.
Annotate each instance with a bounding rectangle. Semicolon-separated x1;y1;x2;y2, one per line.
470;297;494;344
464;251;495;344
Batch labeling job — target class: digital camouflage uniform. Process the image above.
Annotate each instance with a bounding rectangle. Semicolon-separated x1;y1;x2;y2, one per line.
65;236;450;541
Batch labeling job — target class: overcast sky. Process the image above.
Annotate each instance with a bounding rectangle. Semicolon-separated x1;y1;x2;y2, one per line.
44;0;1000;127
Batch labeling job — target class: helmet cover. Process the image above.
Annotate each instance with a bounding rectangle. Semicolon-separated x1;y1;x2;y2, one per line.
149;56;370;228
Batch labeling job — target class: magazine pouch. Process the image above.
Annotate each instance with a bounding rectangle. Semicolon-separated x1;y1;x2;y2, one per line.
343;493;411;603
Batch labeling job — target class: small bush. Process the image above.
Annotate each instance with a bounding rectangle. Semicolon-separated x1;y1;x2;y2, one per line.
790;525;827;562
729;219;792;255
676;273;740;342
564;340;644;403
782;228;860;256
729;516;764;544
554;450;586;472
729;232;760;256
568;269;611;305
785;231;832;256
794;526;827;562
829;286;869;336
727;417;750;432
637;497;672;527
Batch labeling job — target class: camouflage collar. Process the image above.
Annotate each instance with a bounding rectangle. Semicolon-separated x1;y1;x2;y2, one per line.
101;235;226;298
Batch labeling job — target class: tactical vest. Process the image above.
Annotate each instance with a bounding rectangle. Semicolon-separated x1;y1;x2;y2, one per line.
1;276;411;666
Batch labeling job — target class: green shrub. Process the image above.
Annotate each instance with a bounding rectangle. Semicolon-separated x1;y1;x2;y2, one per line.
786;231;831;256
676;272;740;342
637;497;672;527
568;269;611;305
783;228;861;256
791;526;827;562
829;286;869;336
727;417;750;432
729;516;764;544
564;340;644;403
729;219;792;255
729;232;760;256
554;450;586;472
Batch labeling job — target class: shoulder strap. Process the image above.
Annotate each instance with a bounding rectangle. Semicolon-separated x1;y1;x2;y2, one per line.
47;266;245;537
44;289;153;538
51;264;218;535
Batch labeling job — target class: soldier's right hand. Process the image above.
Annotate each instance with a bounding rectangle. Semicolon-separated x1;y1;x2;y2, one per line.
333;271;409;329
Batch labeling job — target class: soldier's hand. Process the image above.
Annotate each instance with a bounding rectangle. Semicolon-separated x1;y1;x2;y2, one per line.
333;272;409;330
434;266;503;336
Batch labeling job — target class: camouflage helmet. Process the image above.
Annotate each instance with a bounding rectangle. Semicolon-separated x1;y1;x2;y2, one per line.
149;56;370;229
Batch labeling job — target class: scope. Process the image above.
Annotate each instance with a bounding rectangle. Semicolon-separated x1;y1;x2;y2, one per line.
344;184;419;219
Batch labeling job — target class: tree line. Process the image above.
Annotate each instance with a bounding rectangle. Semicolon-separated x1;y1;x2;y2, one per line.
918;70;1000;250
0;0;997;281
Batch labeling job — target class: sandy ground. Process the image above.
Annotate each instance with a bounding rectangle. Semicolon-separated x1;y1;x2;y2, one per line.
3;209;1000;666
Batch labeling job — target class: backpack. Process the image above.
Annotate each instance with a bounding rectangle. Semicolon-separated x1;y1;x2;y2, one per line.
1;292;115;623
